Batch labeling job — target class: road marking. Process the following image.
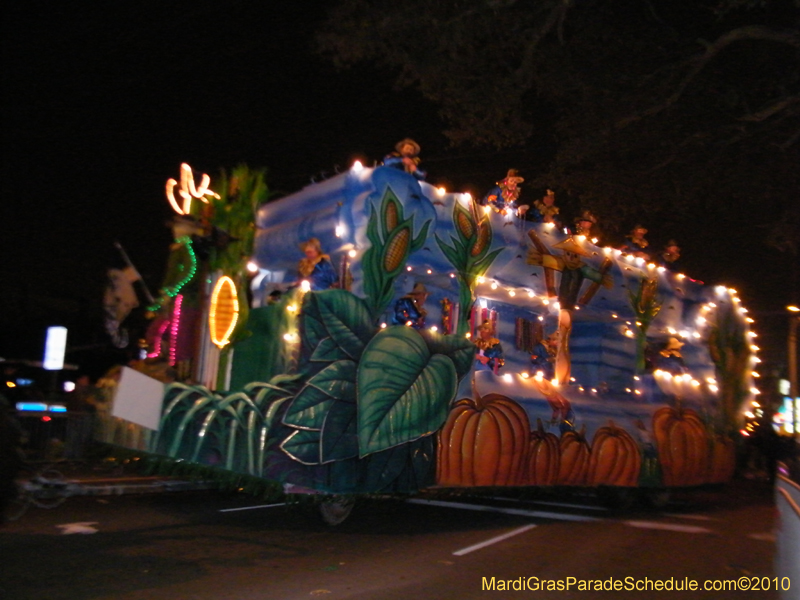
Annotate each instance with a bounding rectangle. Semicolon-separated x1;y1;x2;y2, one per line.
489;497;608;512
219;502;286;513
57;522;99;535
624;520;711;534
453;524;538;556
748;532;775;542
406;498;601;522
661;513;716;521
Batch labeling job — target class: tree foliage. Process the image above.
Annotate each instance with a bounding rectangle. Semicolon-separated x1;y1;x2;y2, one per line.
317;0;800;242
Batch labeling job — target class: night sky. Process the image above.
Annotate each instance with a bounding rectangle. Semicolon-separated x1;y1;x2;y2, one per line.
2;2;796;375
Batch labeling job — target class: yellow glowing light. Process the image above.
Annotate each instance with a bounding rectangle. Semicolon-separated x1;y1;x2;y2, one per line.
752;371;760;377
287;304;298;313
348;249;357;258
477;276;485;284
483;205;491;216
352;160;363;171
406;266;413;272
750;345;759;352
430;325;438;332
166;163;220;215
335;225;344;237
748;331;757;338
788;305;800;312
657;266;666;273
380;323;387;329
6;381;16;388
591;237;599;245
503;374;513;382
508;290;516;297
527;290;535;298
465;332;472;339
576;235;586;242
745;317;754;323
676;273;685;280
300;280;311;293
634;389;642;395
521;372;530;379
450;273;456;278
209;276;239;349
437;187;446;196
427;269;433;274
490;282;498;290
246;261;259;273
751;356;761;363
542;298;550;305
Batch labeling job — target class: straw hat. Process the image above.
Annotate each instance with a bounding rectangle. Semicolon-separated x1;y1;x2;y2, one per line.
552;237;593;257
408;282;428;297
504;169;524;184
665;337;684;351
395;138;421;156
299;238;323;253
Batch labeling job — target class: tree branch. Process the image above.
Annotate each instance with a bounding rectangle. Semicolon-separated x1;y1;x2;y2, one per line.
739;95;800;122
616;25;800;128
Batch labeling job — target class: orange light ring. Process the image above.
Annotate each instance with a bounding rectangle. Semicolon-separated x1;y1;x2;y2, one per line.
209;276;239;348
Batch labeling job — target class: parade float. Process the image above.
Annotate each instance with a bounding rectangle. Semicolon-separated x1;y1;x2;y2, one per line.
115;153;758;520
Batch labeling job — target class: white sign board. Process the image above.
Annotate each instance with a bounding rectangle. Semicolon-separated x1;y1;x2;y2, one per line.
43;326;68;370
111;366;165;431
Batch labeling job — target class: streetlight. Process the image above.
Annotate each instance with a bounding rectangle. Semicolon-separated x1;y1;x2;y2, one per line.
788;305;799;439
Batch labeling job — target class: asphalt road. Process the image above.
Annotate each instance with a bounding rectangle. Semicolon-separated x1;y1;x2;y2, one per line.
1;480;781;600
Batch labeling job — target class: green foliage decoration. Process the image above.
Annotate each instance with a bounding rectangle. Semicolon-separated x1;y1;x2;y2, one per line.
361;188;431;320
435;199;502;334
628;277;661;373
707;301;751;433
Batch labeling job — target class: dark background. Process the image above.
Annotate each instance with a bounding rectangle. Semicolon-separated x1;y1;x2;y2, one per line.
2;1;796;381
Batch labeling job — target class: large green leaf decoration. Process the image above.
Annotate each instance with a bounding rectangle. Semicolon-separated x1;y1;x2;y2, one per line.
301;290;375;362
282;360;357;430
280;429;323;465
422;331;475;380
357;326;457;457
320;398;358;463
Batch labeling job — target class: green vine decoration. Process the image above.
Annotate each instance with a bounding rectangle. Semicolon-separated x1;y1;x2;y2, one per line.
435;199;502;335
628;276;661;373
362;188;431;320
708;301;751;434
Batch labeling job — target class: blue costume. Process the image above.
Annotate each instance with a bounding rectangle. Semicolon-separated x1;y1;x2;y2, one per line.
383;154;427;181
530;342;554;379
392;296;426;329
474;337;504;372
299;257;337;291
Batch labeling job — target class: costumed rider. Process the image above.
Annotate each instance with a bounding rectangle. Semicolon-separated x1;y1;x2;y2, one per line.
620;224;651;260
658;239;682;272
474;319;504;374
530;332;557;380
530;189;560;224
573;209;598;241
392;282;429;329
297;238;338;291
383;138;427;181
654;337;688;375
482;169;525;215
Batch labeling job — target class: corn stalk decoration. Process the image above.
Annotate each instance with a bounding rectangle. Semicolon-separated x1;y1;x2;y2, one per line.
629;277;661;373
435;199;502;335
362;188;431;320
707;301;751;434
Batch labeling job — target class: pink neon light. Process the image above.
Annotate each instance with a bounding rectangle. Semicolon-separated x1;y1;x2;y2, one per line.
169;294;183;366
148;319;170;358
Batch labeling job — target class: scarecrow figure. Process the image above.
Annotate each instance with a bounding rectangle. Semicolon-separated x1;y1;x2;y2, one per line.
573;210;598;239
298;238;338;291
530;331;558;380
383;138;426;181
620;224;651;260
474;319;504;374
655;337;688;375
392;282;429;329
659;239;682;272
530;189;560;224
482;169;525;214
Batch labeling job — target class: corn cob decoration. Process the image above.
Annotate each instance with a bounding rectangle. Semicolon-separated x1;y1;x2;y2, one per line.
707;301;751;433
628;276;662;373
362;189;431;319
436;198;503;335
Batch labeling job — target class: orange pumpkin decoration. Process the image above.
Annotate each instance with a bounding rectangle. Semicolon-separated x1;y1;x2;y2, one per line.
652;405;709;487
557;425;590;486
526;418;560;485
587;420;641;487
707;434;736;484
437;393;530;487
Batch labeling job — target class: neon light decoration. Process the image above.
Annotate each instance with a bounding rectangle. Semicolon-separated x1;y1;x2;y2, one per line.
166;163;220;215
209;276;239;348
